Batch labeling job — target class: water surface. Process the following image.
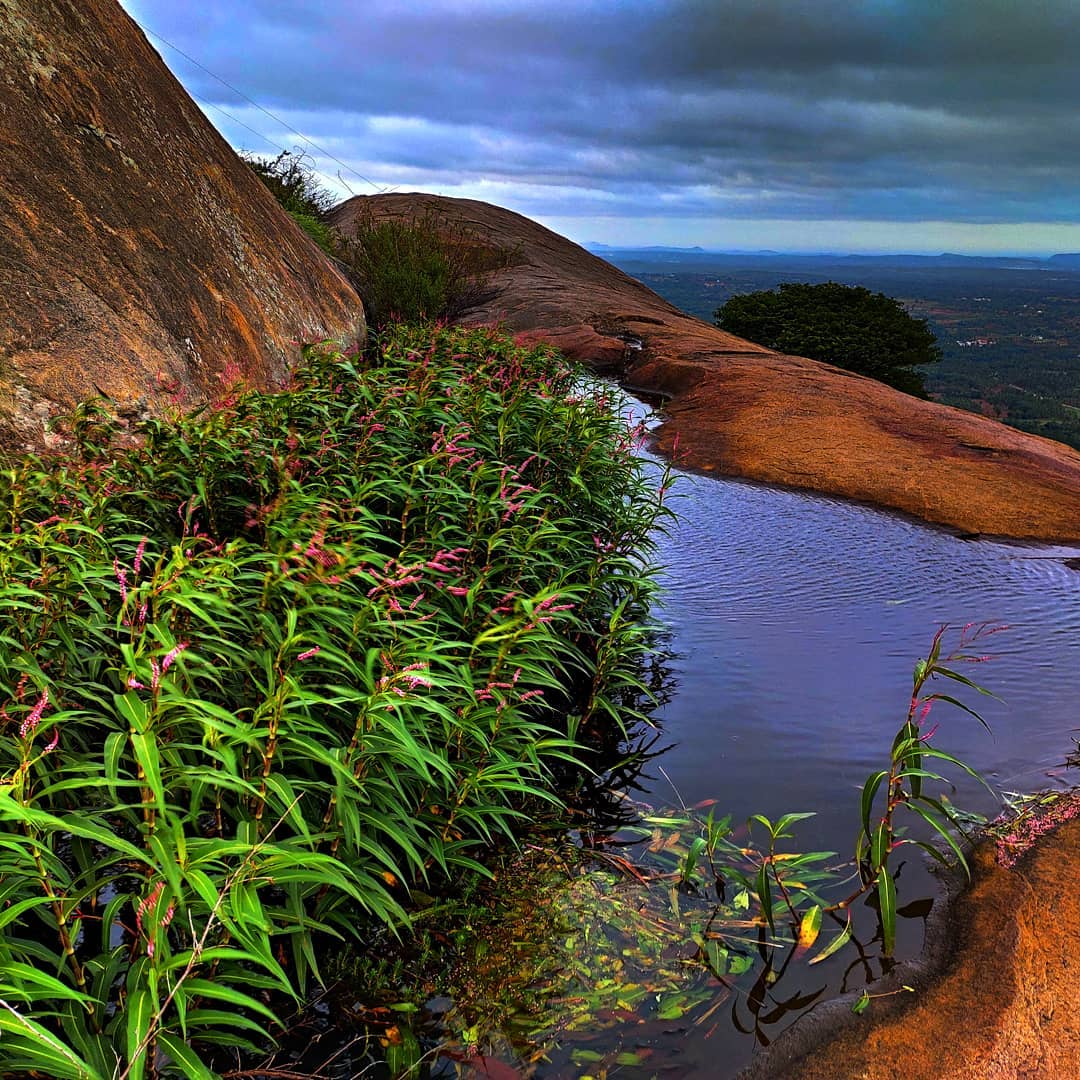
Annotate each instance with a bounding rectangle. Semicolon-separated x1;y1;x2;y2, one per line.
628;442;1080;1073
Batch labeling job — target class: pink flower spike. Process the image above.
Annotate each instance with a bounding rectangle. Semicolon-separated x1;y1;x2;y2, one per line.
133;538;147;576
113;560;128;604
127;676;147;690
161;643;189;673
43;728;60;753
19;689;49;738
297;647;321;662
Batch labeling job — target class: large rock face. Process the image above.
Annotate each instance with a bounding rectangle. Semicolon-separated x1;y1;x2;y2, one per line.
332;194;1080;543
0;0;364;449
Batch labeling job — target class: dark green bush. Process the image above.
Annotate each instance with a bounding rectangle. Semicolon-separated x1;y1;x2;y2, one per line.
715;281;942;397
0;324;666;1077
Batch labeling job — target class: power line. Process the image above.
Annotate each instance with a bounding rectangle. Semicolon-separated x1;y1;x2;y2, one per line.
136;20;386;193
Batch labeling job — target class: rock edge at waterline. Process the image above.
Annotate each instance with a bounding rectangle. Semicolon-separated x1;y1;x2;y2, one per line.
740;792;1080;1080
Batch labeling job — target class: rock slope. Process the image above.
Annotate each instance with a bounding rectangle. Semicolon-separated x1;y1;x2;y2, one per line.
0;0;364;449
331;193;1080;543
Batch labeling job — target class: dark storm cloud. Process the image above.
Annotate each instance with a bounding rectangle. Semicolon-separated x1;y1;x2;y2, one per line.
120;0;1080;229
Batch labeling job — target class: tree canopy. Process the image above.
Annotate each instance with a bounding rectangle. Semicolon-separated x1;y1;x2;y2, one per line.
714;281;942;397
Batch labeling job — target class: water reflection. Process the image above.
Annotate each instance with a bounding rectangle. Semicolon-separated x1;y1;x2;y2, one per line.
645;461;1080;853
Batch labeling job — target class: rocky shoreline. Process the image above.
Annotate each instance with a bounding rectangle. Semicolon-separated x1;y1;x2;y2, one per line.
742;792;1080;1080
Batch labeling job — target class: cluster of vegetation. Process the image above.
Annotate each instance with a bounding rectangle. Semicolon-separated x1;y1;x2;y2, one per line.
245;151;511;327
714;282;942;397
0;324;670;1078
335;209;513;328
243;150;336;254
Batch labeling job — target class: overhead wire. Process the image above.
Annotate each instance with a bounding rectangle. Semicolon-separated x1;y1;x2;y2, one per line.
133;18;387;193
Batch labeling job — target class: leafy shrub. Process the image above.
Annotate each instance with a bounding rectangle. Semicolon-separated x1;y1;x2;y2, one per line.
0;324;666;1077
285;209;334;253
336;209;513;327
715;281;942;397
244;150;337;254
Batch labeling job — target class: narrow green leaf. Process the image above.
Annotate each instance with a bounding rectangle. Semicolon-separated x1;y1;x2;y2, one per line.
906;801;971;878
808;911;853;965
860;771;887;843
125;983;156;1080
156;1033;218;1079
756;860;775;933
878;870;897;957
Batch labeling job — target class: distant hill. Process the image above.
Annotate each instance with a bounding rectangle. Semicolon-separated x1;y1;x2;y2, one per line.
595;249;1063;272
586;243;706;253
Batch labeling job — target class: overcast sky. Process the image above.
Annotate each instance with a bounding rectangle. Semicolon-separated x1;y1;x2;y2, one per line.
118;0;1080;254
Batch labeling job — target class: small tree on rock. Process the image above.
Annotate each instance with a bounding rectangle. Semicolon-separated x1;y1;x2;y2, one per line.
715;281;941;397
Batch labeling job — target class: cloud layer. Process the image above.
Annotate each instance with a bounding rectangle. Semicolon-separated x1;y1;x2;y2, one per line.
120;0;1080;250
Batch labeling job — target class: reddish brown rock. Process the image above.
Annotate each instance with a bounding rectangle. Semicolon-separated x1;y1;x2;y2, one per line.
0;0;364;449
331;193;1080;543
512;324;627;370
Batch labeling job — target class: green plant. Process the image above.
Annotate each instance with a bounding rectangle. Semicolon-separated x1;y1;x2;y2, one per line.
714;281;942;396
679;624;999;966
243;149;337;254
336;209;512;327
0;324;668;1077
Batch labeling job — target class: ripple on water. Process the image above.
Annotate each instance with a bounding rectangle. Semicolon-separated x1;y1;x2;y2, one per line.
641;454;1080;836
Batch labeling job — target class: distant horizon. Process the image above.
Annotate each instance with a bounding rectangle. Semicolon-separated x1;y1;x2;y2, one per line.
582;242;1078;260
536;215;1080;262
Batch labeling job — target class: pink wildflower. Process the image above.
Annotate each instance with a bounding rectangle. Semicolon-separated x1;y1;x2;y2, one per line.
137;881;176;957
297;647;321;662
133;538;147;576
19;690;49;738
161;643;189;673
113;560;128;604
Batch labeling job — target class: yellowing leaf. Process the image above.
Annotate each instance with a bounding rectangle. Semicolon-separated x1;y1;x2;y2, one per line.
793;904;822;959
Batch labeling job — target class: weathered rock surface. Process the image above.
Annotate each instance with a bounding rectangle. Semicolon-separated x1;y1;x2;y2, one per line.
0;0;364;449
331;193;1080;543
